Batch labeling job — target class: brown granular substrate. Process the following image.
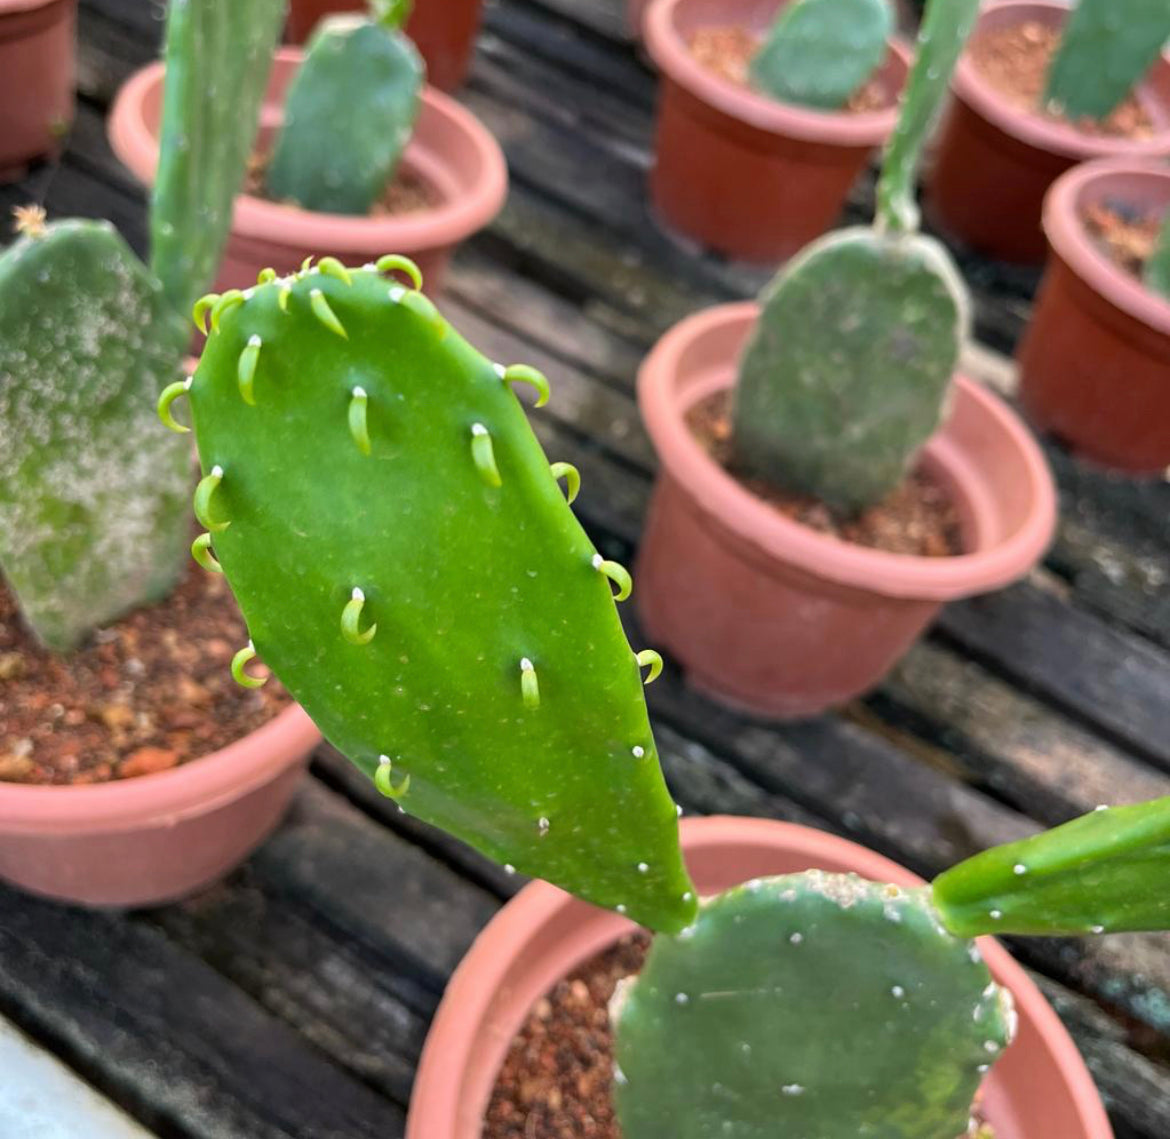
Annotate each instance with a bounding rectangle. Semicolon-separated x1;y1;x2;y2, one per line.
0;564;289;786
484;933;995;1139
970;21;1157;139
688;26;890;113
687;389;963;558
246;151;435;215
1083;199;1164;280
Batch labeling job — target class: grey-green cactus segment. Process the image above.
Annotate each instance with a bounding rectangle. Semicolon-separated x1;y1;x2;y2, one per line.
266;18;424;216
613;872;1014;1139
1045;0;1170;122
1143;206;1170;299
875;0;981;234
150;0;286;316
749;0;892;111
733;227;967;514
934;797;1170;938
0;221;191;651
185;261;697;934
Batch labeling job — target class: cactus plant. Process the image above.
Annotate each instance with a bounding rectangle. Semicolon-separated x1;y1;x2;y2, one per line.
749;0;893;112
0;0;283;652
612;795;1170;1138
266;2;424;215
733;0;981;514
1045;0;1170;123
1144;206;1170;299
175;257;697;934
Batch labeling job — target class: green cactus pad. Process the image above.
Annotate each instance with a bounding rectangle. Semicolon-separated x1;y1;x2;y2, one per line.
1144;207;1170;300
749;0;892;111
1045;0;1170;122
185;261;697;933
266;18;424;216
934;796;1170;938
733;227;967;514
613;871;1013;1139
150;0;285;316
0;221;191;651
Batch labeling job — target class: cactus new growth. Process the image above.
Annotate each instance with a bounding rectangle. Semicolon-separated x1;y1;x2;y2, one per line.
266;1;424;215
733;0;980;514
1045;0;1170;123
178;257;696;933
749;0;892;111
1144;206;1170;300
0;0;283;652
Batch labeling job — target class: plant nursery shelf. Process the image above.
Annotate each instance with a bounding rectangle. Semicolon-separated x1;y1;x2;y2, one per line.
2;0;1170;1136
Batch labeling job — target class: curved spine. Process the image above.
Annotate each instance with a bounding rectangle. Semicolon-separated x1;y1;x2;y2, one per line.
231;641;268;688
193;465;230;533
348;386;371;455
310;289;348;338
470;423;502;487
193;292;219;334
549;462;580;504
376;253;423;290
157;377;193;433
502;364;550;408
341;587;378;645
318;256;353;286
237;335;262;405
210;289;245;334
375;754;411;798
593;555;632;602
257;267;278;285
636;649;663;685
191;532;223;573
520;657;541;709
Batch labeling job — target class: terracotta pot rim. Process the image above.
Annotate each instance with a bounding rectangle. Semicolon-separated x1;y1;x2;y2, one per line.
408;815;1113;1139
108;50;508;257
1042;156;1170;338
642;0;910;147
638;302;1057;601
0;0;62;14
0;703;320;833
952;0;1170;163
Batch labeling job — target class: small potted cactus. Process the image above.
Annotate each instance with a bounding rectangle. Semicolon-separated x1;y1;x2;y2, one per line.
1017;156;1170;473
634;0;1055;717
109;0;507;297
284;0;483;91
0;0;319;908
0;0;75;180
927;0;1170;264
642;0;913;262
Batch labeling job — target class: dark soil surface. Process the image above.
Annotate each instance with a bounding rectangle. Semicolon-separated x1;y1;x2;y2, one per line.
687;389;964;558
0;564;289;786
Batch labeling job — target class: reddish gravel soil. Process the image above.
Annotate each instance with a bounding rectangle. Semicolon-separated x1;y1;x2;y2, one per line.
1082;199;1165;280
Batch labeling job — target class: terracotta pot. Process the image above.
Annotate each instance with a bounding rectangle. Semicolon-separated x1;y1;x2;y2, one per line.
1017;158;1170;473
629;0;651;38
926;0;1170;265
407;815;1113;1139
635;303;1056;718
0;705;319;907
643;0;911;263
108;49;507;297
283;0;482;92
0;0;75;181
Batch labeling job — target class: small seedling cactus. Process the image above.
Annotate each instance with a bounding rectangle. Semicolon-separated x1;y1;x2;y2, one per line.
1044;0;1170;123
612;796;1170;1138
1144;205;1170;300
750;0;892;111
733;0;981;514
0;0;284;651
266;0;424;215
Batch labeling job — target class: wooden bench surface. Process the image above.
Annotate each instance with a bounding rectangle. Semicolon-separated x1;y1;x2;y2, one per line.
2;1;1170;1134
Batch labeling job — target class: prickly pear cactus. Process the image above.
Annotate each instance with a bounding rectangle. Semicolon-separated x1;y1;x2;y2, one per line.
749;0;892;111
612;872;1014;1139
176;258;697;933
934;796;1170;938
1144;207;1170;300
1045;0;1170;123
0;220;191;651
266;14;424;216
150;0;286;316
733;227;967;513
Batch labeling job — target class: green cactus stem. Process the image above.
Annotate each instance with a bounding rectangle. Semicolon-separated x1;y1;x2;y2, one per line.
934;797;1170;938
733;227;968;514
0;220;191;651
150;0;286;317
371;0;413;29
749;0;892;111
613;872;1014;1139
1144;206;1170;299
266;15;424;216
1045;0;1170;123
180;258;697;933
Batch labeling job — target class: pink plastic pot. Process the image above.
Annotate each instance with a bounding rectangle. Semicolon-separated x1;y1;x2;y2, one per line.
635;303;1057;718
407;815;1113;1139
0;0;75;181
108;49;507;298
926;1;1170;264
1018;158;1170;473
0;705;319;907
644;0;911;263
